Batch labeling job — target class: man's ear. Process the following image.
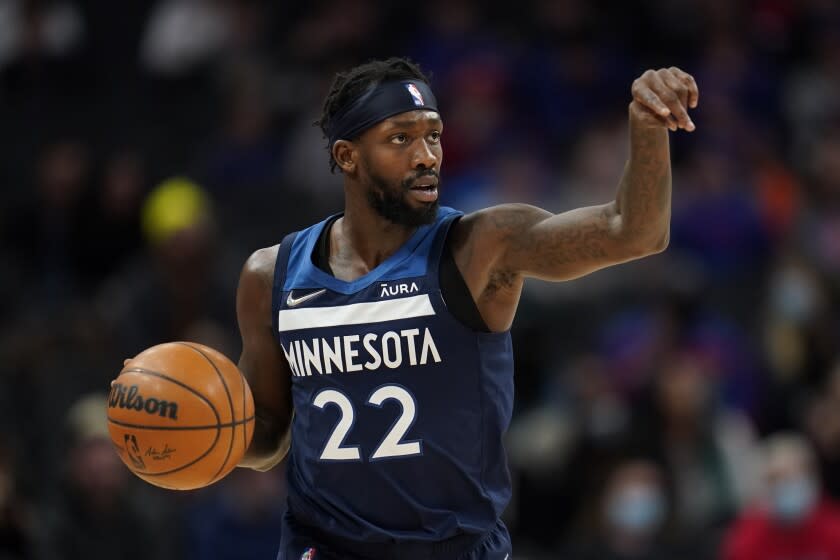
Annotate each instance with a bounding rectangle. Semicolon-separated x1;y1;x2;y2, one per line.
333;140;356;174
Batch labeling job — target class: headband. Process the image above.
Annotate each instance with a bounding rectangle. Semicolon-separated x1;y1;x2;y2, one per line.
327;80;439;147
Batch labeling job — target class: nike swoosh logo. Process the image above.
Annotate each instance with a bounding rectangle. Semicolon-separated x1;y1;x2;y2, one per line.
286;289;327;307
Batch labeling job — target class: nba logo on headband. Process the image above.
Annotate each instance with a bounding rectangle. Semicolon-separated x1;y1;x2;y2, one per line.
406;83;425;106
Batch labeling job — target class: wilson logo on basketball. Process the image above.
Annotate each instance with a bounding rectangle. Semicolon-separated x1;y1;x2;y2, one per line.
109;383;179;420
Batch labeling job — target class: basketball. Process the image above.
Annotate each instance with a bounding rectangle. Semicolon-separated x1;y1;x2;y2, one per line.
106;341;255;491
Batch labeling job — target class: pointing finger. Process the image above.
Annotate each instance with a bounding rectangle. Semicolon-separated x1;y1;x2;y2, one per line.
669;66;699;109
632;75;671;118
649;70;694;131
662;71;689;112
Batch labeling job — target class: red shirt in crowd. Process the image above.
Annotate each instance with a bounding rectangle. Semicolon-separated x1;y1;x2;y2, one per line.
723;499;840;560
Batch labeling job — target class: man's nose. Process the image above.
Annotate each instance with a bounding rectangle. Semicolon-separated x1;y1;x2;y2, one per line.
412;139;438;169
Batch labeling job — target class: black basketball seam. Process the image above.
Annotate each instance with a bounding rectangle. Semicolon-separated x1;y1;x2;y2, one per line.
107;416;255;431
175;342;237;485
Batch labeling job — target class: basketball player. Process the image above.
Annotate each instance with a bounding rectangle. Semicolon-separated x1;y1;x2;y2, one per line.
235;58;698;560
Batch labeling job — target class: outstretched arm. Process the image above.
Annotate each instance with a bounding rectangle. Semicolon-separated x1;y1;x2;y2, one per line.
451;68;698;331
499;68;695;279
236;246;294;472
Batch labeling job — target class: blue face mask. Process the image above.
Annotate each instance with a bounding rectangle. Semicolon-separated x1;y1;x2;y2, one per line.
771;477;818;523
607;485;666;534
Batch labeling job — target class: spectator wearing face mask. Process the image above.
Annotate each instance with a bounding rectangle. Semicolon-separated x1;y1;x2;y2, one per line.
722;432;840;560
567;459;683;560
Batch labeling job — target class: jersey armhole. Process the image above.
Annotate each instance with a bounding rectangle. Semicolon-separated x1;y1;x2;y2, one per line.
439;218;491;333
271;232;298;337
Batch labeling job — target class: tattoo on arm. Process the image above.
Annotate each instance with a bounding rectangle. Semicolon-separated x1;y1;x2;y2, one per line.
471;122;671;285
484;269;518;296
489;204;613;275
617;124;671;240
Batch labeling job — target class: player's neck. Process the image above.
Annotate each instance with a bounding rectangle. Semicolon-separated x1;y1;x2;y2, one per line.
338;198;417;270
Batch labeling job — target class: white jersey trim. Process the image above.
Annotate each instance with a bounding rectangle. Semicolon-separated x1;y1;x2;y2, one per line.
278;294;435;332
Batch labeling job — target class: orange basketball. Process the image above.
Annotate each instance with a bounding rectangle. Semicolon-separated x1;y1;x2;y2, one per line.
106;341;255;490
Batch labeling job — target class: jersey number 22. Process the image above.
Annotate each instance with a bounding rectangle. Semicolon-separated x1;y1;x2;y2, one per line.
313;384;422;461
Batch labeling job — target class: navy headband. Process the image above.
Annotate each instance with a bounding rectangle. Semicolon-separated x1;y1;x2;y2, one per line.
327;79;439;147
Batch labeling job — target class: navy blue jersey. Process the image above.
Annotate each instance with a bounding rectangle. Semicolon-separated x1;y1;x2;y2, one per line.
271;207;514;543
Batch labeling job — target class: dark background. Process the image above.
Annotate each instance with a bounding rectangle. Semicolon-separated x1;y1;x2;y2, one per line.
1;0;839;558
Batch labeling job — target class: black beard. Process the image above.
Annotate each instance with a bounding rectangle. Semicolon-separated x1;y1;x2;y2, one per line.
366;171;439;227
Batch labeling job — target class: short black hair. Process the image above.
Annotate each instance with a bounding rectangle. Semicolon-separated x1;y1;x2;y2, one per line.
315;57;431;173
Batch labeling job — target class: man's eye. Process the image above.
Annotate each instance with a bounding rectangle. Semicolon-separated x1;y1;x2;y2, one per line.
391;134;408;144
429;131;441;143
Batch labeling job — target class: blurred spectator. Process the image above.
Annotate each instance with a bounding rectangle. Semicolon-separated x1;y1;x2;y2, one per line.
783;22;840;166
97;177;238;358
804;364;840;499
0;0;85;71
75;150;147;289
565;459;688;560
758;253;833;432
747;128;801;244
4;139;93;305
722;432;840;560
670;145;771;285
200;59;281;196
798;125;840;278
0;0;91;138
507;354;633;549
140;0;228;77
195;58;289;249
37;393;177;560
634;352;759;538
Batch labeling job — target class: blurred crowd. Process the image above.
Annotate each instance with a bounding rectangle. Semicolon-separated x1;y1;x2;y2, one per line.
1;0;840;558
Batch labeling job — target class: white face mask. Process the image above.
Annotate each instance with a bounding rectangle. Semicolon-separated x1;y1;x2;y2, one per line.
771;267;819;324
606;484;666;534
770;476;818;523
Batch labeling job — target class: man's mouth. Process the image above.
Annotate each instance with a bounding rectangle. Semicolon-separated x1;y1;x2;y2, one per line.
409;177;439;201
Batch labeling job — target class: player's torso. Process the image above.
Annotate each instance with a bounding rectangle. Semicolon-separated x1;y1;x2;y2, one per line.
271;208;514;543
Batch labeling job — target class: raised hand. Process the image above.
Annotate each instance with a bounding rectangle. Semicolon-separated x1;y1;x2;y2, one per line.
630;67;699;132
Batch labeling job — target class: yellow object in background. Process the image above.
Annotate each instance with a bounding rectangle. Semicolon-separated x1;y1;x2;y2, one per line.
141;177;210;245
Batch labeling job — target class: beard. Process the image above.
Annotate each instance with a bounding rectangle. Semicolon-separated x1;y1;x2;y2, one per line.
365;169;440;227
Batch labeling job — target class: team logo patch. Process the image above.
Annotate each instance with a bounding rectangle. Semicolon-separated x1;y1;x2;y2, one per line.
300;548;316;560
406;83;424;106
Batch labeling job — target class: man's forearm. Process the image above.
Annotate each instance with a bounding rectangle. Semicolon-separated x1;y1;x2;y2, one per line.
615;113;672;252
239;411;291;471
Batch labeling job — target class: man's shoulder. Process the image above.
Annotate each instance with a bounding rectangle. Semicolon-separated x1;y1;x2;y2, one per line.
449;203;547;252
241;245;280;287
241;217;322;282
